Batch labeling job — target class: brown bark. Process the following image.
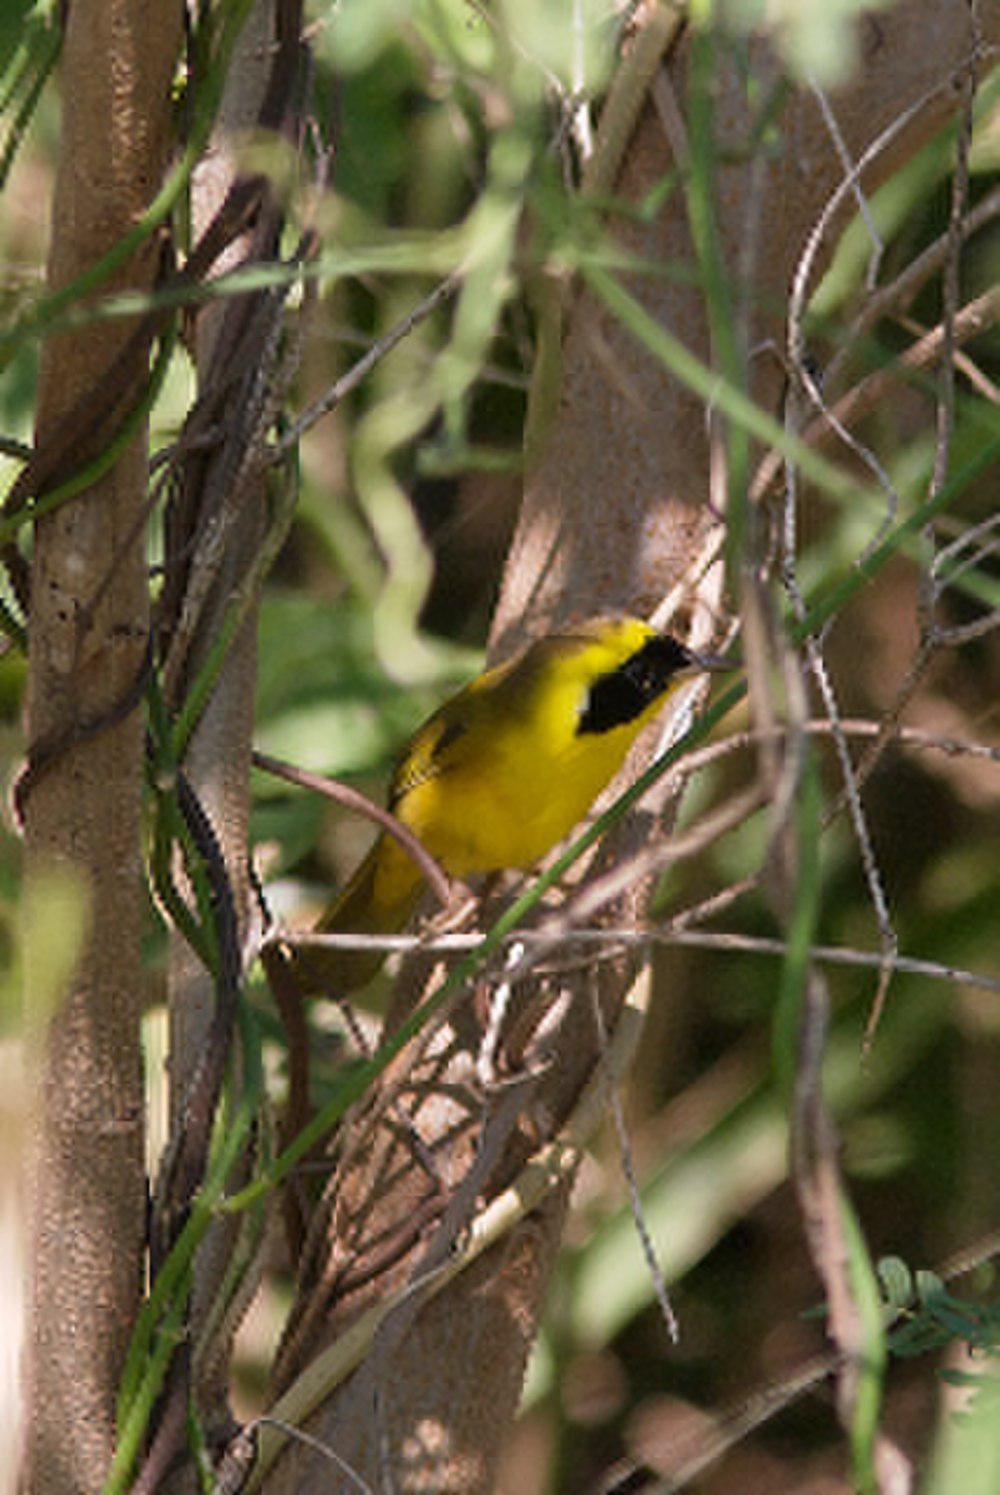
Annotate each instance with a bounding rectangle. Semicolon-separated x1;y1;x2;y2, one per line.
265;3;992;1489
21;1;183;1490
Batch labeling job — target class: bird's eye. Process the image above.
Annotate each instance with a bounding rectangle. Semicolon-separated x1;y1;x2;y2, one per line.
629;658;657;694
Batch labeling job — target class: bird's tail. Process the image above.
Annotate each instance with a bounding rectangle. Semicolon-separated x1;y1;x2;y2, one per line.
292;835;424;994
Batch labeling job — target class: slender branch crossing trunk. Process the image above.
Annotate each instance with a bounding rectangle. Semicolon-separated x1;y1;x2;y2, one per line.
168;0;274;1421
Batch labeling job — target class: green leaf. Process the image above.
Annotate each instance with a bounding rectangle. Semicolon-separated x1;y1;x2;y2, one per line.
877;1255;915;1314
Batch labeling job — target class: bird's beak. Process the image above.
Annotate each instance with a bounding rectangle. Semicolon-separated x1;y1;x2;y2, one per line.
681;646;736;673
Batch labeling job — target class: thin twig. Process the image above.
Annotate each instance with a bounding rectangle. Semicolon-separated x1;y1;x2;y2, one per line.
656;929;999;994
283;927;1000;996
786;123;900;1042
673;716;1000;781
931;15;977;502
521;784;766;974
809;77;883;290
590;968;679;1343
275;275;460;454
12;635;153;824
749;287;1000;504
151;767;243;1274
254;1418;372;1492
826;181;1000;389
251;749;453;911
786;57;981;386
161;246;293;704
783;64;982;563
894;307;1000;404
812;642;899;1052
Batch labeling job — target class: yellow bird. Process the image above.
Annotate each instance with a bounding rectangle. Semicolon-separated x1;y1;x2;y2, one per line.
296;616;728;991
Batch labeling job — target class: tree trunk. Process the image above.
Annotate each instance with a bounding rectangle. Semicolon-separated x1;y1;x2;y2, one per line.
21;1;182;1489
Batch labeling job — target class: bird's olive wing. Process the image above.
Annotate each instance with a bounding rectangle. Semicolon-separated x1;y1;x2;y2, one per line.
388;706;470;807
